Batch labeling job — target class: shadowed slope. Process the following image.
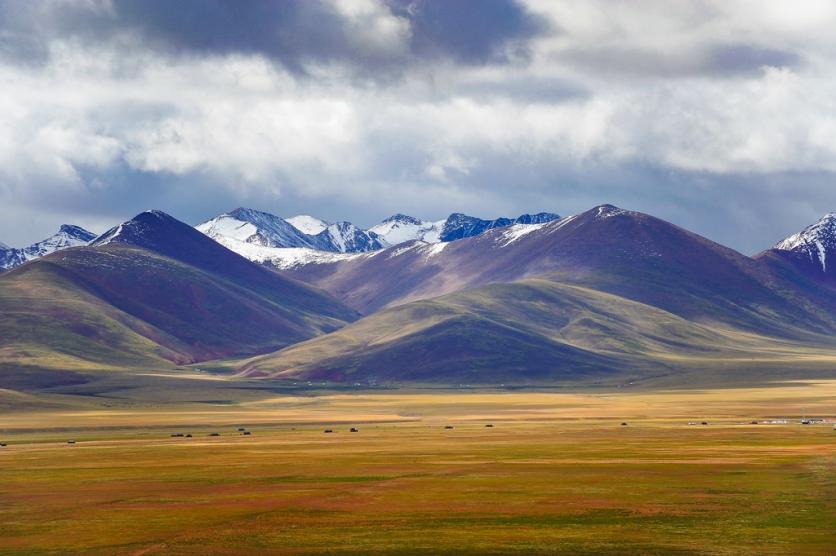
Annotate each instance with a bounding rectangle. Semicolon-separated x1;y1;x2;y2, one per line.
239;279;833;383
284;205;836;338
0;211;359;373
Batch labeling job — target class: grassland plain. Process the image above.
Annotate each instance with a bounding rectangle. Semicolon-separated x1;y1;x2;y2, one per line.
0;383;834;555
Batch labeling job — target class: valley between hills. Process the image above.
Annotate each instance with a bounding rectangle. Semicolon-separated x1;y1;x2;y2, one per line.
1;204;835;554
1;204;835;397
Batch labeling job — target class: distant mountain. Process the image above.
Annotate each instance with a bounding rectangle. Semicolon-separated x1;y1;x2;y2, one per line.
286;215;329;235
439;213;514;241
771;213;836;279
369;212;561;246
368;214;445;245
0;224;97;271
239;279;716;382
512;212;562;225
3;204;835;387
246;207;836;383
313;221;385;253
196;208;384;263
283;205;836;337
196;208;321;250
194;209;559;268
0;210;357;372
240;276;835;384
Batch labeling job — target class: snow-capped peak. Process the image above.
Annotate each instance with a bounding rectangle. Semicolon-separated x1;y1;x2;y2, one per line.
194;208;384;264
0;240;9;251
286;215;330;235
0;224;97;270
369;215;444;245
775;212;836;273
196;208;318;250
381;213;424;226
594;204;627;219
90;210;184;247
368;211;561;246
316;221;385;253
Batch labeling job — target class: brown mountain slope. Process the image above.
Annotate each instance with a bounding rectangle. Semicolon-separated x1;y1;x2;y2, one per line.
284;205;836;338
239;279;836;384
0;211;359;375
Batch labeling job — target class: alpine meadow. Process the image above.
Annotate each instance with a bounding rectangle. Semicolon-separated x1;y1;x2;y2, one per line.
0;1;834;555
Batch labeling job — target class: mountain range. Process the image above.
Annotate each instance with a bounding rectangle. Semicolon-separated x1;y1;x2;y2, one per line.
1;205;834;388
194;208;562;269
0;208;561;271
0;211;356;374
0;225;96;270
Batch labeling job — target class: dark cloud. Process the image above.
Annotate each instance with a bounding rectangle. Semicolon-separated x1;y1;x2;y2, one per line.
447;75;588;103
0;0;550;74
387;0;551;64
113;1;392;73
561;43;800;79
0;0;832;256
708;44;801;75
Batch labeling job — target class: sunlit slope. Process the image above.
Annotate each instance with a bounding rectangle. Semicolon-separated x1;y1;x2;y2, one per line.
0;260;177;371
286;205;836;340
0;242;358;374
240;279;834;383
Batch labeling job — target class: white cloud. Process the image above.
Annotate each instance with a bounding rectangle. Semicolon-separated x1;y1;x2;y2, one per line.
0;0;835;249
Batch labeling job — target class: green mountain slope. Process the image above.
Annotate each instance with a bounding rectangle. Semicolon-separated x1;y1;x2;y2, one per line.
240;279;836;384
0;212;359;378
0;261;177;371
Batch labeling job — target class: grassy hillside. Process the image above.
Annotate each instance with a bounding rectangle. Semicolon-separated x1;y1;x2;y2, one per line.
239;279;836;384
285;206;836;341
0;243;358;380
0;262;179;372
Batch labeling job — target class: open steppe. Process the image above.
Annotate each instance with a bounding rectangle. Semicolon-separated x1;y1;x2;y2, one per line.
1;382;834;555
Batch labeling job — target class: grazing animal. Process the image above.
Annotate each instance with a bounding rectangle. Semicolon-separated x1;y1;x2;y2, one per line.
444;426;454;429
350;428;359;432
324;429;333;433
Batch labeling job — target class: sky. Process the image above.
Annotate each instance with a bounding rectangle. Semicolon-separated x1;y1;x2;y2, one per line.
1;0;835;254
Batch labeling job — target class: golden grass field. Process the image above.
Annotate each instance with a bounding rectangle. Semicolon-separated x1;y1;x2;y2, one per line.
1;382;835;555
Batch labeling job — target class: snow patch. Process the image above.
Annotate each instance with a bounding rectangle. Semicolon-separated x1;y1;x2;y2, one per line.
370;217;444;246
595;205;626;219
387;244;420;258
775;212;835;272
198;216;259;243
209;235;361;269
544;214;577;233
500;223;546;246
287;215;329;235
1;224;98;269
422;241;448;258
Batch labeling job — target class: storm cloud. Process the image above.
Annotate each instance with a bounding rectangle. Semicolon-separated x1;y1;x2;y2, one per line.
0;0;549;72
0;0;834;254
